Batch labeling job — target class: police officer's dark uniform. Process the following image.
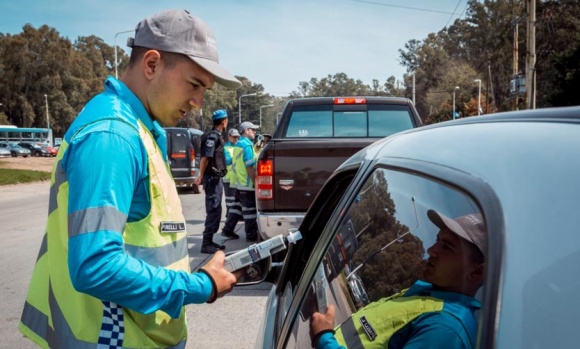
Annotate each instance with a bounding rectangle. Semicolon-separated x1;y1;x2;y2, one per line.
199;110;228;254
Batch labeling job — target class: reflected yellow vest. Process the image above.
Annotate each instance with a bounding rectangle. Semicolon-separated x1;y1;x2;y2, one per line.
334;290;444;349
223;144;235;184
19;119;190;349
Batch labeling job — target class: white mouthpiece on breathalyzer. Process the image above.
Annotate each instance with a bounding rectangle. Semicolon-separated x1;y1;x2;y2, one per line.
285;229;302;244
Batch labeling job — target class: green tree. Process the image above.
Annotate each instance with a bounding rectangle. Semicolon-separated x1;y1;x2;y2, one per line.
348;171;425;300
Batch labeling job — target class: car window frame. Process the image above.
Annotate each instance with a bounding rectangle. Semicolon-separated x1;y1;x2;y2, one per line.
274;156;505;349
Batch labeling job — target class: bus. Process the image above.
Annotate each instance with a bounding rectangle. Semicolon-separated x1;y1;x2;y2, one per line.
0;127;53;146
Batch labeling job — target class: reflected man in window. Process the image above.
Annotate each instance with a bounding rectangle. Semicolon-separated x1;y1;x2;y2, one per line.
311;209;486;349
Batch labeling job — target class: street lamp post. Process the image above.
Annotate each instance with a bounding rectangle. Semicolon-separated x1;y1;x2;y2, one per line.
474;79;482;115
452;86;460;120
238;93;257;124
44;94;51;146
114;30;134;78
259;104;274;128
44;94;50;130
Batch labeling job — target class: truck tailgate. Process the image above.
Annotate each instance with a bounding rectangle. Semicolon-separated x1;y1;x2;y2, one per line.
269;139;376;212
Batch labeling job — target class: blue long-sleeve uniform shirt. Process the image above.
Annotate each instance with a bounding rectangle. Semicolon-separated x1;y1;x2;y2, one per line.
63;76;212;318
317;281;480;349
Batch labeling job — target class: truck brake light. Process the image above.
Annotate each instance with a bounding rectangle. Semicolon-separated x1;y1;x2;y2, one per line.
333;97;367;105
257;159;273;200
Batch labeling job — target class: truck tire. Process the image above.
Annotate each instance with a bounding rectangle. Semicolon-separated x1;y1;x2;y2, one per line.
192;184;200;194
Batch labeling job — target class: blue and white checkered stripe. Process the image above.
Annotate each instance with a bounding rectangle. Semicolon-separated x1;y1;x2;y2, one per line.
97;301;125;349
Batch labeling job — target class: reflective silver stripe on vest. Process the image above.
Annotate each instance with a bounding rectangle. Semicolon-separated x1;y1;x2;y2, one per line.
68;206;127;238
21;283;187;349
22;282;98;348
124;237;189;268
48;159;66;215
21;301;50;345
340;316;365;349
166;340;187;349
36;233;48;262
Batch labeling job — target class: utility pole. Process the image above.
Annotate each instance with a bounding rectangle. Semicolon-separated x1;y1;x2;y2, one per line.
513;20;519;111
525;0;536;109
485;62;489;114
412;72;416;105
488;64;495;113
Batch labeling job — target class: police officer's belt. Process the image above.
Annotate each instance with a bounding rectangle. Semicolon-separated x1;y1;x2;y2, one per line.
211;167;227;177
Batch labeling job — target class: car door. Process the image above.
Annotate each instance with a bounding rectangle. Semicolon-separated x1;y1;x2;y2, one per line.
271;159;502;349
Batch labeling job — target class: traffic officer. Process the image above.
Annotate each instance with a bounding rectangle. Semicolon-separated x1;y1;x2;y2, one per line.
221;121;260;242
223;128;242;228
18;9;242;349
196;109;229;254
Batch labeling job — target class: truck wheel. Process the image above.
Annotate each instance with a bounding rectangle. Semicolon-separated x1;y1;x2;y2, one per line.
192;184;200;194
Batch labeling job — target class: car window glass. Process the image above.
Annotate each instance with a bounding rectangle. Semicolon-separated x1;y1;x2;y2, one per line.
287;167;485;348
171;133;187;154
285;106;333;138
368;107;414;137
334;111;367;137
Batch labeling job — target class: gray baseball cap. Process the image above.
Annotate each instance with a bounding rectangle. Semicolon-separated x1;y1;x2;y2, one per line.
239;121;259;133
127;9;241;89
427;209;487;258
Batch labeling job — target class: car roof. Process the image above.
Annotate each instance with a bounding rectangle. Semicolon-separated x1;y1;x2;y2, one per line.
343;106;580;169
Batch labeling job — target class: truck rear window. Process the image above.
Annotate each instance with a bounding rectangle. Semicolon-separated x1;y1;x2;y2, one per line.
285;105;414;138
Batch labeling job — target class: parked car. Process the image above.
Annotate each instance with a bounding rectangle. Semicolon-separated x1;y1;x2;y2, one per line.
40;144;58;157
0;147;10;158
17;142;51;157
248;106;580;349
0;142;31;157
164;127;203;193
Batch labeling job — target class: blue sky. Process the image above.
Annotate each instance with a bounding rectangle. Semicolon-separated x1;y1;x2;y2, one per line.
0;0;470;95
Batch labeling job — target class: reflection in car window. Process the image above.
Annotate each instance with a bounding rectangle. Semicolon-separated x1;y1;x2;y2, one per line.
289;168;485;348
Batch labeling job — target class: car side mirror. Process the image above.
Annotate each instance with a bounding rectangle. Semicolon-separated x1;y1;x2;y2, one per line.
233;254;272;286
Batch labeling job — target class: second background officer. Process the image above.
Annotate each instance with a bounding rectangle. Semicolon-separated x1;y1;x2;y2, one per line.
196;109;229;254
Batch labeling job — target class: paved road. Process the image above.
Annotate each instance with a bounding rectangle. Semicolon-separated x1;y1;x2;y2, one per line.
0;181;271;349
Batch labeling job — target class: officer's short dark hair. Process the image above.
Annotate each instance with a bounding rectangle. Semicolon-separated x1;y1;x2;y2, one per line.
212;117;226;126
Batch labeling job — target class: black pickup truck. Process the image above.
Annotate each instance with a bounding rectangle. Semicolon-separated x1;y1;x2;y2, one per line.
255;96;422;240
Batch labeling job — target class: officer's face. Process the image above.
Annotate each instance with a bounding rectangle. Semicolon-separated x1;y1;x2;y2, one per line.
422;229;482;294
245;128;256;140
147;53;215;127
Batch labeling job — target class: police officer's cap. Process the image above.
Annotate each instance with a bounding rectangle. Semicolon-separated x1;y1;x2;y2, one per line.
212;109;228;121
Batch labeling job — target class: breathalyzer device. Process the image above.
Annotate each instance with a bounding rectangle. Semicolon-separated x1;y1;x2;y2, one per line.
224;230;303;272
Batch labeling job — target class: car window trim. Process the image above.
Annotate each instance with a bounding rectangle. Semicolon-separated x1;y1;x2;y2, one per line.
275;157;505;349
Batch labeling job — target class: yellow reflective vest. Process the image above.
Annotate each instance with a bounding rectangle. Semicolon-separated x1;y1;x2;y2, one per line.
19;119;190;349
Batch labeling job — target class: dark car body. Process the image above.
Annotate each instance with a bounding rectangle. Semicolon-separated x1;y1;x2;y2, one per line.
254;106;580;349
256;97;422;240
165;127;202;193
17;142;51;157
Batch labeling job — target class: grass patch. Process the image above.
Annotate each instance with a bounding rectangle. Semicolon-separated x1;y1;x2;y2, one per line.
0;166;51;185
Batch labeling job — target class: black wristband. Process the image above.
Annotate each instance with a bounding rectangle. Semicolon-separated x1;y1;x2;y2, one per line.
311;329;335;348
199;268;218;304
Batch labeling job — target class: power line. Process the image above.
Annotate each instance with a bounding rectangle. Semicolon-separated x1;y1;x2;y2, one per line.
445;0;463;28
349;0;455;15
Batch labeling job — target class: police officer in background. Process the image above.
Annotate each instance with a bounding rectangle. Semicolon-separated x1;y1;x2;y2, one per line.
196;109;229;254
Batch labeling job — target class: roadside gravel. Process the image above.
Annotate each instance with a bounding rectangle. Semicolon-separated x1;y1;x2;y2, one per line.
0;157;55;172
